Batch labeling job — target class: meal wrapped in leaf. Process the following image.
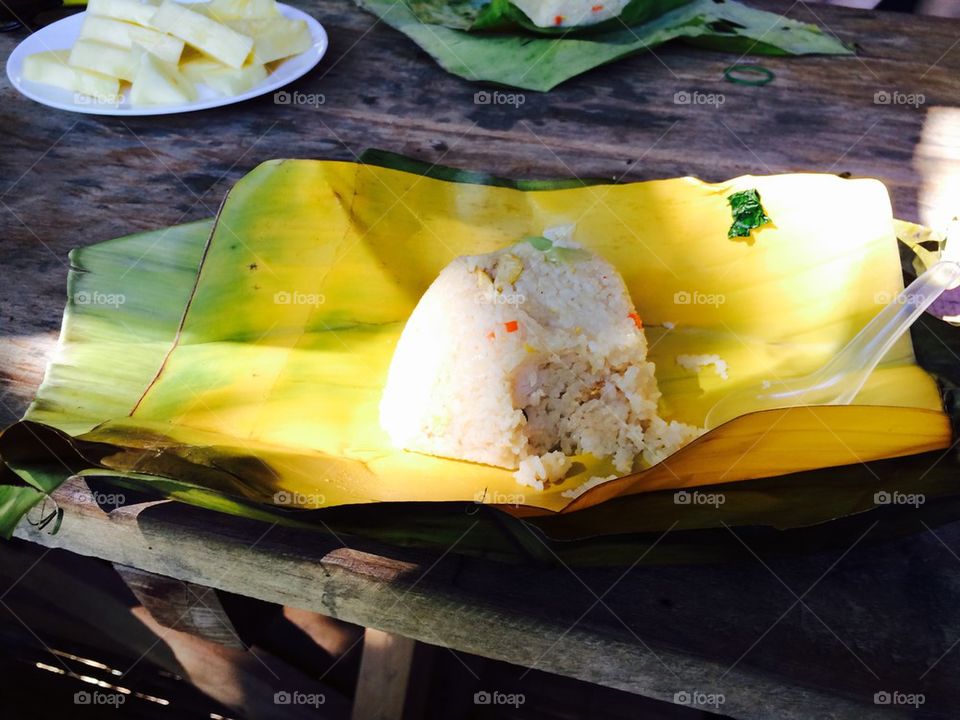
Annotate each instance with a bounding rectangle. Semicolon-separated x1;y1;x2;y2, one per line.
1;156;954;546
362;0;853;91
380;225;700;490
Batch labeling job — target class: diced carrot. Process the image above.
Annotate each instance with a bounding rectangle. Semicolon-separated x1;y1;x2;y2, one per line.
487;331;496;340
628;312;642;329
592;4;604;11
504;320;519;333
554;14;564;25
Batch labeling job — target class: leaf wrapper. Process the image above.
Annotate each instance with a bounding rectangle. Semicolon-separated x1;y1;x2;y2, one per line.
0;156;954;545
356;0;852;91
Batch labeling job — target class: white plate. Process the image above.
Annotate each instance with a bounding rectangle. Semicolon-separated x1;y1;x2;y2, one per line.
5;3;328;116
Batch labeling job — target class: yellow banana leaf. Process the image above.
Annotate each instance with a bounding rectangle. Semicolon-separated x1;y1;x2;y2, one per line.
10;157;951;525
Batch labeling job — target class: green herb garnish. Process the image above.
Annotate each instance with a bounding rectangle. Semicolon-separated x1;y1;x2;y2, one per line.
525;235;553;251
523;235;591;264
727;189;772;239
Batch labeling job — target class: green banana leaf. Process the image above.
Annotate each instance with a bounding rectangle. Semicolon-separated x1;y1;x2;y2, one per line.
3;151;960;568
356;0;852;91
7;419;960;566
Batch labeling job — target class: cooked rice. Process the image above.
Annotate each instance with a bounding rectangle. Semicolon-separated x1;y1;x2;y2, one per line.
676;353;729;380
380;225;701;488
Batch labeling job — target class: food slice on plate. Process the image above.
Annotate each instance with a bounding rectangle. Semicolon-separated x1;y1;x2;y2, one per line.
180;53;267;96
204;0;281;20
68;39;138;82
380;225;701;491
129;48;196;105
86;0;160;26
224;17;312;64
149;0;254;68
80;14;185;63
22;50;121;99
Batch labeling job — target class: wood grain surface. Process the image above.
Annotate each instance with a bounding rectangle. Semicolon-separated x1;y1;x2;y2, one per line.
3;1;960;718
13;474;947;720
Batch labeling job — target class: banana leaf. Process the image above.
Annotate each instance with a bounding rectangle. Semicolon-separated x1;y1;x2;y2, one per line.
356;0;852;91
2;153;959;563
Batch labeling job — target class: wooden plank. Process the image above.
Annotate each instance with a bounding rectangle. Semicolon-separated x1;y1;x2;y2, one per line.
12;474;934;720
350;628;417;720
113;563;246;649
0;538;353;719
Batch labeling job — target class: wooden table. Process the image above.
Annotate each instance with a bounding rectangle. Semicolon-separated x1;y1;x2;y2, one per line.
3;1;960;718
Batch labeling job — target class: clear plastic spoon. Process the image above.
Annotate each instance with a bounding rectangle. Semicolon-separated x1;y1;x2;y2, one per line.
704;259;960;429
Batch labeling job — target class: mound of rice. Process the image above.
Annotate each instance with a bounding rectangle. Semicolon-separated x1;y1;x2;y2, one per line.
379;226;700;490
510;0;631;27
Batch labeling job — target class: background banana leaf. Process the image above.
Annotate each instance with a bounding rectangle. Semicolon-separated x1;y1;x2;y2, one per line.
356;0;852;91
3;151;959;567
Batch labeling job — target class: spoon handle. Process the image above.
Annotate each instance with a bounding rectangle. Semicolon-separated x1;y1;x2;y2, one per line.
705;261;960;429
